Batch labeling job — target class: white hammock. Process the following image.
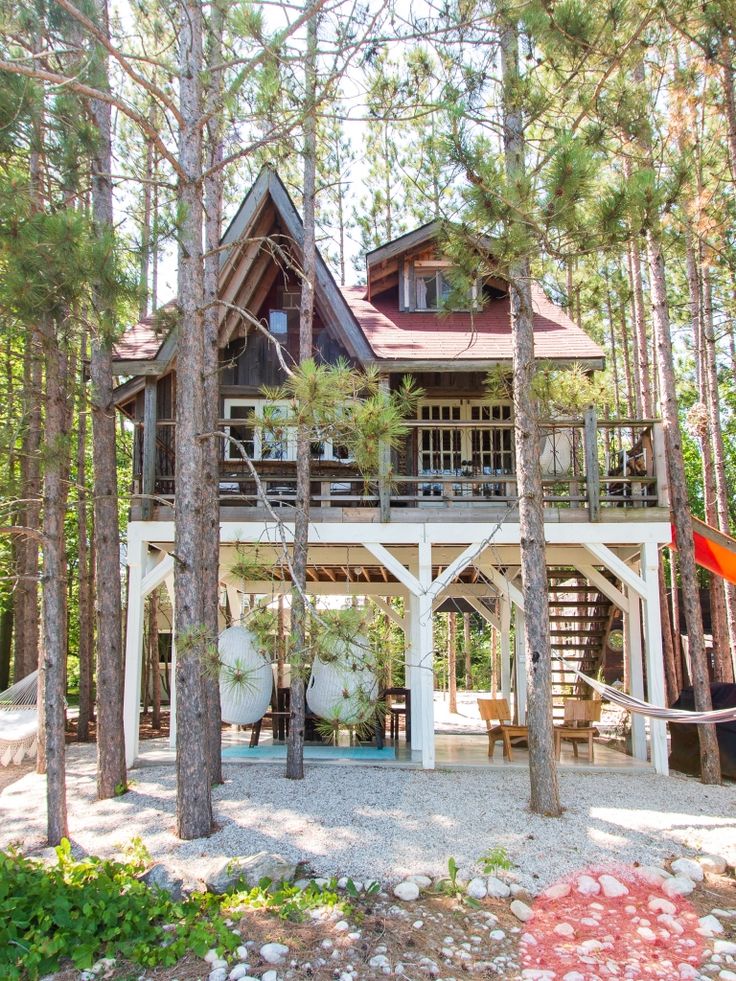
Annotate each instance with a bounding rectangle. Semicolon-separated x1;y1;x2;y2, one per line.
0;669;39;766
576;669;736;724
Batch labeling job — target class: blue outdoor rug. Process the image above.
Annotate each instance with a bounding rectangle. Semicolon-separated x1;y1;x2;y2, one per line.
222;743;395;761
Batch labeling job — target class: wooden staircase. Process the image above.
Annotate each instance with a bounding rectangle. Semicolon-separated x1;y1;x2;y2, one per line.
546;568;614;721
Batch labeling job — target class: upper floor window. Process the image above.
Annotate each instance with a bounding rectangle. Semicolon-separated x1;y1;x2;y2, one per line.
416;268;452;310
223;398;351;464
269;309;288;334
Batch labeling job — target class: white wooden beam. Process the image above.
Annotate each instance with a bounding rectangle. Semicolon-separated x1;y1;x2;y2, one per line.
514;606;527;725
465;596;501;632
165;574;177;750
363;543;423;595
371;596;407;631
500;595;512;703
641;542;668;775
624;588;647;762
415;542;435;770
475;562;525;610
574;563;629;613
427;541;488;600
123;527;146;767
583;543;647;600
141;553;175;599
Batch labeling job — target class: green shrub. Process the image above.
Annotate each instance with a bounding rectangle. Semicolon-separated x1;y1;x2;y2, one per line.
0;839;238;979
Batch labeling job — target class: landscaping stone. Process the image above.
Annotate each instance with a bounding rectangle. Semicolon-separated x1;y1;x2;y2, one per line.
662;876;696;898
543;881;571;900
206;853;296;894
510;899;533;922
576;875;600;896
486;875;511;898
208;970;227;981
141;862;184;899
466;877;487;899
407;874;433;889
227;968;254;981
698;915;724;936
393;880;420;901
698;855;728;875
261;972;279;981
260;942;289;965
599;874;628;898
671;858;704;882
714;941;736;955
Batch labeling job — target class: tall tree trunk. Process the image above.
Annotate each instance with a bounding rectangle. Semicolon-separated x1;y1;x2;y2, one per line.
0;595;11;690
286;6;319;781
625;227;652;416
201;0;226;788
175;0;213;838
139;138;153;320
90;0;126;799
721;38;736;185
701;271;736;680
501;17;561;816
618;297;635;417
463;612;472;689
76;330;94;740
448;612;457;713
40;310;71;845
646;232;720;783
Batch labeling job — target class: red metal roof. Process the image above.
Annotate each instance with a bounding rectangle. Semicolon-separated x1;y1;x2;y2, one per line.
112;304;176;361
340;285;604;364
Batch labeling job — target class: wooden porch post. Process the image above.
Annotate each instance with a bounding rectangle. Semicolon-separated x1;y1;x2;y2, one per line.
641;542;669;775
142;377;157;520
123;526;146;767
624;588;648;762
514;605;527;724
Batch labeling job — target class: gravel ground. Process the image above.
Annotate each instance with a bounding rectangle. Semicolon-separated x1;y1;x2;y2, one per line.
1;742;735;890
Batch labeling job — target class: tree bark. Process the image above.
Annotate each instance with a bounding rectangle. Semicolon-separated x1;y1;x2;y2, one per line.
76;330;94;740
201;0;226;788
721;38;736;185
90;0;126;799
448;612;457;713
40;310;71;845
646;232;721;783
174;0;213;838
286;6;319;782
501;18;561;816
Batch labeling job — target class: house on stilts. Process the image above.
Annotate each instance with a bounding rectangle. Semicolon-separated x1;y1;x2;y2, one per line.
113;168;672;773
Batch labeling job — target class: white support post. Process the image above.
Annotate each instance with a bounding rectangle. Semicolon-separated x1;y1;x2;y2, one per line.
514;606;527;724
416;542;435;769
641;542;669;775
407;593;420;753
123;528;146;767
624;588;647;762
499;595;512;703
164;574;177;749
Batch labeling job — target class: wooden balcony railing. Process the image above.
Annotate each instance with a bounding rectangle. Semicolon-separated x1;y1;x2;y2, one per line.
130;408;667;522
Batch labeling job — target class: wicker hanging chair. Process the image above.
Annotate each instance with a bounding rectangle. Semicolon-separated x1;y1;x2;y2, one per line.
218;626;273;725
306;635;377;724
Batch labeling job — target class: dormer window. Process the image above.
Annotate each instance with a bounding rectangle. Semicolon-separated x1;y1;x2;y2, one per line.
416;267;452;310
269;309;288;334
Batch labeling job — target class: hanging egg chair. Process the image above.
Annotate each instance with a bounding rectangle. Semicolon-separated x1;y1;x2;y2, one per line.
218;625;273;725
306;634;378;725
539;428;573;476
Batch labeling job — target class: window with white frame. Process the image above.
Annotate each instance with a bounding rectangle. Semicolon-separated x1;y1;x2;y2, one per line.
223;399;350;463
417;400;514;475
415;268;452;311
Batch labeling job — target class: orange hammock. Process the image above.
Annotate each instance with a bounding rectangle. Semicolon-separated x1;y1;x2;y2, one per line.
670;515;736;586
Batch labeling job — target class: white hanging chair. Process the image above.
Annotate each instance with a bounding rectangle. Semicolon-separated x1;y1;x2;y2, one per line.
307;635;378;725
0;669;39;767
539;428;573;476
218;626;273;726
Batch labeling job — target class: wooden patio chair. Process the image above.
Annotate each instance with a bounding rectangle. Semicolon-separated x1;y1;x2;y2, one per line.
477;697;528;762
554;698;602;763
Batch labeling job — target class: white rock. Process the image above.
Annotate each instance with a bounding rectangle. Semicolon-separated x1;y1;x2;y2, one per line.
698;855;728;875
543;881;571;900
554;923;575;938
698;915;724;936
209;971;227;981
407;874;432;889
228;968;255;981
489;929;506;941
511;883;532;899
334;920;349;931
599;874;629;898
648;896;676;915
412;920;423;929
662;876;695;897
562;974;586;981
260;943;289;965
671;858;704;882
235;946;248;960
211;960;228;971
205;950;221;964
522;932;537;945
262;972;279;981
369;954;390;969
510;899;533;922
638;865;672;884
637;926;657;942
467;877;487;900
576;875;601;896
718;972;736;981
486;876;511;898
393;881;420;901
715;941;736;955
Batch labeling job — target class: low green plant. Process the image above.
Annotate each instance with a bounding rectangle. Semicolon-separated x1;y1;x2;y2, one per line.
223;876;352;923
434;856;464;898
480;846;513;876
0;839;238;980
